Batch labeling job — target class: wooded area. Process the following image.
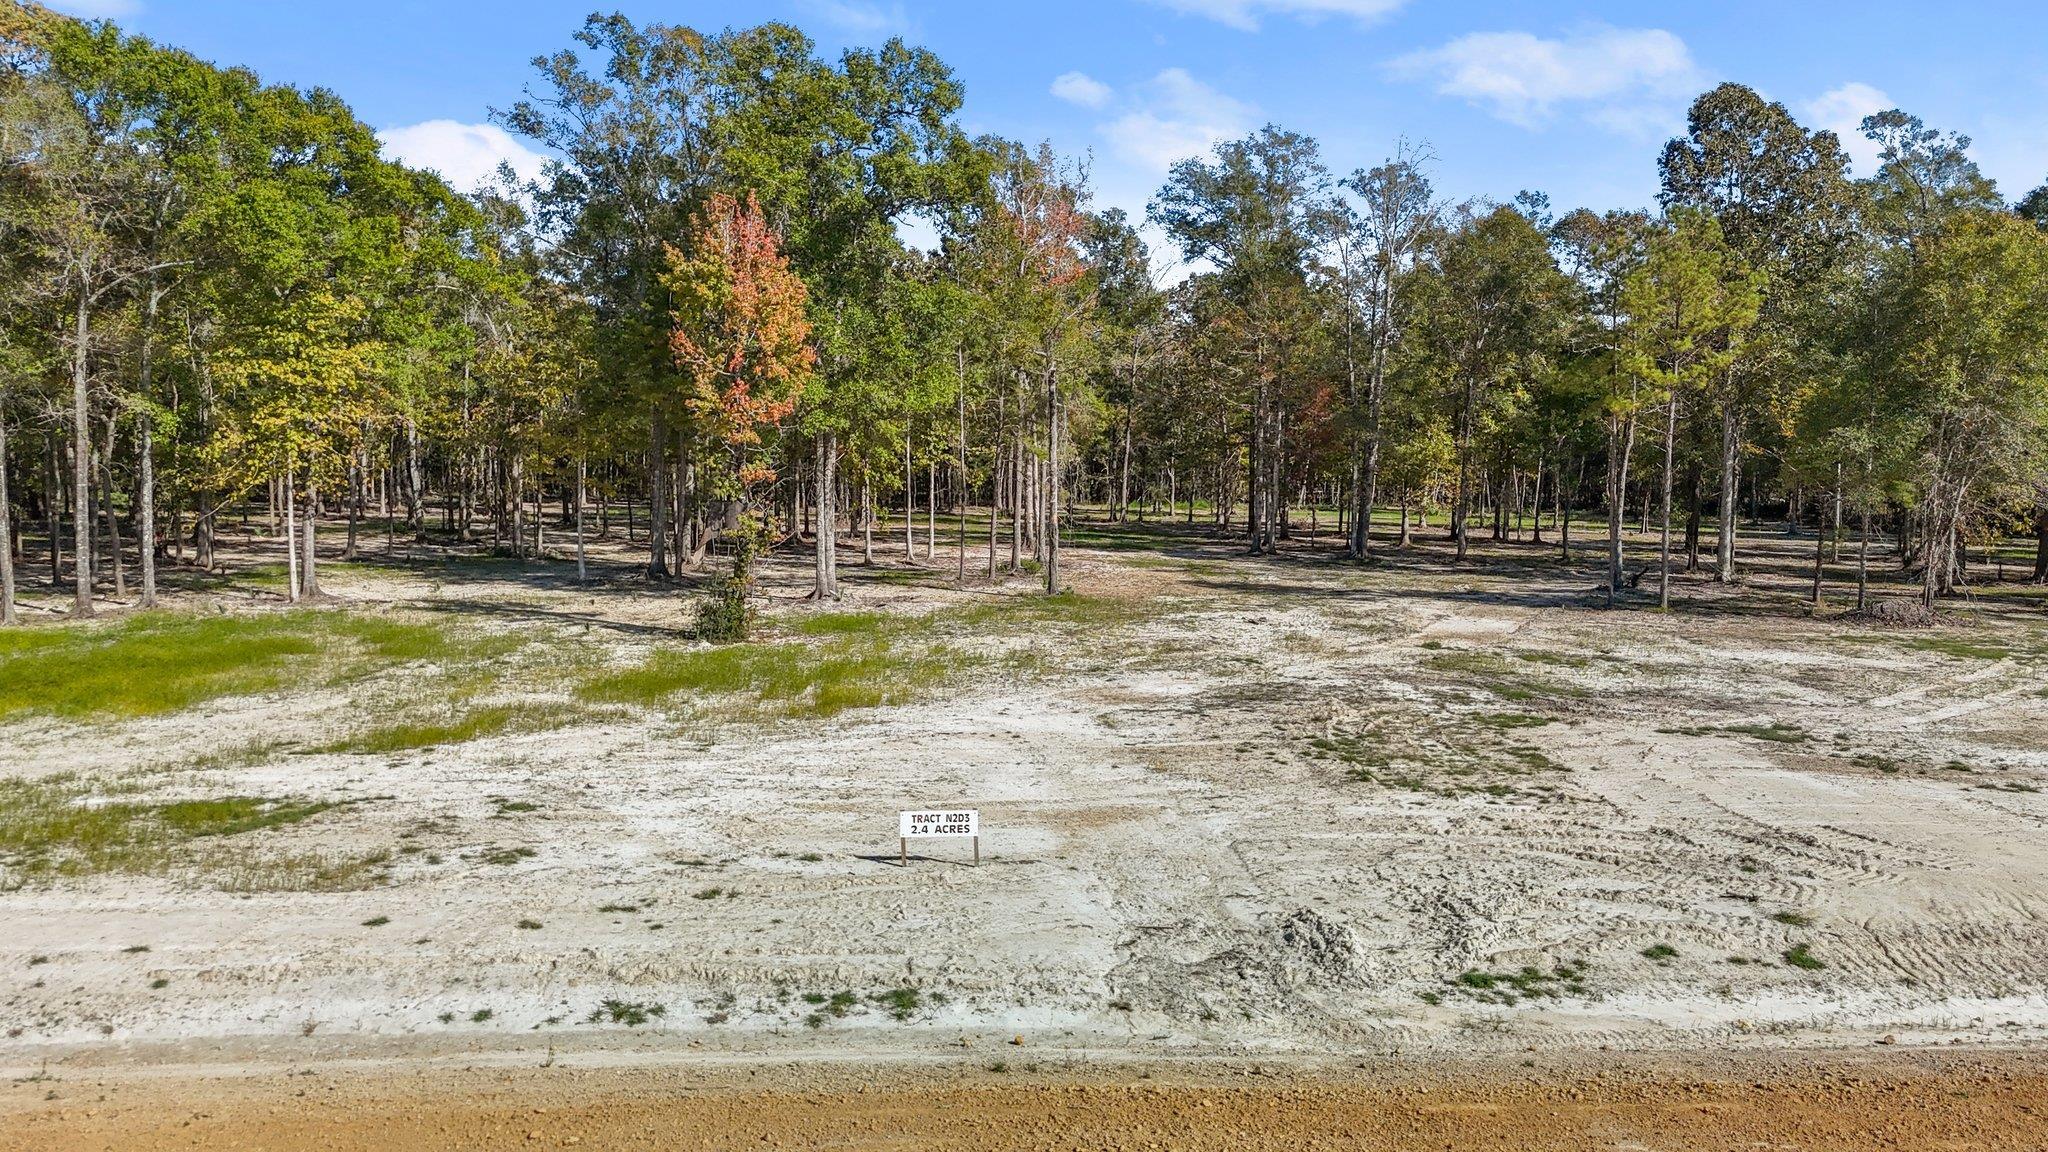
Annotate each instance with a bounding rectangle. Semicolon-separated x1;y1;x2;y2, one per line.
5;4;2048;633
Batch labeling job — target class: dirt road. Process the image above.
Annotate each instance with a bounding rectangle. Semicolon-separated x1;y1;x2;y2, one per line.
8;1049;2046;1151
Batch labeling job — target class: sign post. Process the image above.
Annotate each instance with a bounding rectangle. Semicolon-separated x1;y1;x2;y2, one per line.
896;809;980;867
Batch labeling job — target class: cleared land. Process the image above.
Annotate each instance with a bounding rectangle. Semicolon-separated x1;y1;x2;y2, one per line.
5;513;2048;1145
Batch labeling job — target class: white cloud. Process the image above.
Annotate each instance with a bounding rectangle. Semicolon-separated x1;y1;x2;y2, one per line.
1100;68;1256;172
1389;26;1701;135
378;121;548;194
1803;82;1893;175
46;0;143;18
1051;71;1115;109
1146;0;1406;32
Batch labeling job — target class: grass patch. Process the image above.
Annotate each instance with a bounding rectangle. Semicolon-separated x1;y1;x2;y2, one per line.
791;611;892;637
871;987;923;1021
320;704;579;755
1782;943;1827;971
1899;636;2010;661
586;999;665;1027
0;777;356;885
1447;961;1590;1006
1641;944;1680;962
1662;721;1809;744
1424;650;1580;703
0;612;488;722
1770;911;1815;928
1475;712;1554;731
577;629;969;721
582;591;1156;722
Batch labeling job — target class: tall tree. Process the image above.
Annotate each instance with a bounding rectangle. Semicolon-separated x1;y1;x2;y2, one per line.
1620;209;1761;607
1660;83;1850;584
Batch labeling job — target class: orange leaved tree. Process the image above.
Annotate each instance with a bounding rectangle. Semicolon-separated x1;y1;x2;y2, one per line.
662;192;815;638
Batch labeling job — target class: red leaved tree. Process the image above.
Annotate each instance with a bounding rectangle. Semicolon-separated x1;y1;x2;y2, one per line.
663;192;815;637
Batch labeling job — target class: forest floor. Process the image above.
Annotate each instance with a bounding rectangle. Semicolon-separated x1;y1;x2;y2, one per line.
5;510;2048;1147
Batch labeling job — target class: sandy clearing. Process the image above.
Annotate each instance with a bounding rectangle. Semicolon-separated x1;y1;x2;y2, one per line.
6;532;2048;1080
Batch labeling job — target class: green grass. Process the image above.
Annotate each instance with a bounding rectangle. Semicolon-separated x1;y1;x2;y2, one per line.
1839;632;2013;661
1661;721;1810;745
319;703;583;755
1475;712;1554;731
1423;650;1579;703
158;797;341;837
586;999;665;1027
578;629;968;720
0;776;355;884
871;987;922;1021
1782;943;1827;971
1447;961;1590;1005
0;612;493;722
1641;943;1680;962
791;611;892;637
1899;636;2011;661
581;591;1157;722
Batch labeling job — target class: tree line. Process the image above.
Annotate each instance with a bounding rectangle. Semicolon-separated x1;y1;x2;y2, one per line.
4;5;2047;633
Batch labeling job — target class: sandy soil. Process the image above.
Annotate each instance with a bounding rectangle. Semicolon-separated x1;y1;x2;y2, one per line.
8;1049;2048;1150
5;518;2048;1143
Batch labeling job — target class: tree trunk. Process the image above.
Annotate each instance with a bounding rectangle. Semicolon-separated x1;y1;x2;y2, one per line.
1683;460;1702;571
957;347;969;583
813;430;838;599
1560;458;1574;561
301;476;322;598
70;291;94;617
0;409;14;625
343;453;361;561
861;477;874;565
1604;409;1639;608
646;410;669;578
47;436;61;588
1715;389;1739;583
137;403;157;609
1659;398;1677;610
575;457;589;584
97;422;123;600
1452;378;1475;562
1857;507;1870;611
284;469;300;604
1045;365;1062;595
1008;404;1022;574
1810;492;1827;607
405;419;424;539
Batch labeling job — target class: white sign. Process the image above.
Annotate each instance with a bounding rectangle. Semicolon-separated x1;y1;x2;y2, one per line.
899;810;978;838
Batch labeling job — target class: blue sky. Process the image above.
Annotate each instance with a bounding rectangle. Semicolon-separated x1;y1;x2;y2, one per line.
52;0;2048;259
